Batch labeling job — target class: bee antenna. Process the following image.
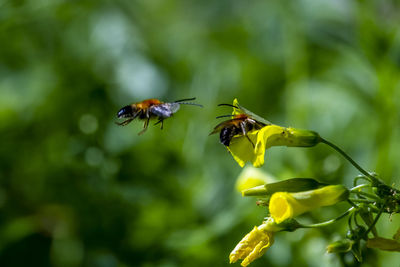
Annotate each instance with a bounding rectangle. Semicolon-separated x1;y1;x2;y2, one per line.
173;97;202;107
174;97;196;103
177;102;203;107
216;114;234;119
217;103;240;109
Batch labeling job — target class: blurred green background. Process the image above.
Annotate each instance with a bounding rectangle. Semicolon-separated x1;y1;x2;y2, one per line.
0;0;399;266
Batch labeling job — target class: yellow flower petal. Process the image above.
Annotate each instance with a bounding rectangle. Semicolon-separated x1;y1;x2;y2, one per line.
240;236;273;267
229;224;275;266
232;98;242;115
253;125;287;167
227;131;258;168
228;125;285;168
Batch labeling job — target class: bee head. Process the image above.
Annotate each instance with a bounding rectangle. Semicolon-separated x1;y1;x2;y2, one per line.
117;105;136;118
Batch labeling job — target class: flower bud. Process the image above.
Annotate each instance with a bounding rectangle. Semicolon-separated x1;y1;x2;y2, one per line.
243;178;323;197
236;166;275;193
326;239;353;253
285;128;321;147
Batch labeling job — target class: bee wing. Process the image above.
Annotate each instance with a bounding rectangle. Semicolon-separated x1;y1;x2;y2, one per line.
238;104;272;126
209;119;236;135
149;103;180;118
167;103;180;113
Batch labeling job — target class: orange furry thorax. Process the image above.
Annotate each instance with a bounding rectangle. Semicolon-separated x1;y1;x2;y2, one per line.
135;99;163;109
229;114;250;127
233;114;249;120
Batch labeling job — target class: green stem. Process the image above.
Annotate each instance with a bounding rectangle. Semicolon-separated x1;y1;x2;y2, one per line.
353;211;361;227
347;199;358;208
350;184;371;192
321;138;377;183
348;212;354;230
364;199;387;237
348;198;377;204
299;207;354;228
353;176;370;186
350;191;381;201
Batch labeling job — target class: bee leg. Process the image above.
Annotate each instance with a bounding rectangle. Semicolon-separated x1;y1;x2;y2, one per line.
154;119;164;129
138;118;150;135
115;118;134;126
240;122;255;148
116;111;140;126
245;135;255;148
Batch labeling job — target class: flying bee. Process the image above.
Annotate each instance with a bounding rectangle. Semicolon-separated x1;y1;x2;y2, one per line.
116;97;202;135
209;103;271;147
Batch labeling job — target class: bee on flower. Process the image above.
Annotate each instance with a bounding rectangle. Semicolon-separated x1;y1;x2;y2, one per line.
210;99;321;168
209;102;272;147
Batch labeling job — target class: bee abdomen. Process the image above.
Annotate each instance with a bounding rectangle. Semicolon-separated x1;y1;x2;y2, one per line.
117;105;134;118
220;127;236;146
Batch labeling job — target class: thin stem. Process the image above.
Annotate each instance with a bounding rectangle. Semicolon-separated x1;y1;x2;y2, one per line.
348;212;354;230
347;199;358;207
348;198;377;204
353;176;370;186
364;199;387;237
299;207;354;228
350;184;371;192
349;197;380;211
350;191;381;201
369;206;381;213
320;138;377;183
353;211;361;227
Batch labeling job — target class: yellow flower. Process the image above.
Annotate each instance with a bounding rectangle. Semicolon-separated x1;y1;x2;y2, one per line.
229;218;281;266
227;99;321;168
269;185;349;223
228;125;285;167
235;166;276;193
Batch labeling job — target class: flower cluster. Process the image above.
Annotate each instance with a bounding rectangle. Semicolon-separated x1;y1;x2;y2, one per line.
231;172;348;266
216;99;400;266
